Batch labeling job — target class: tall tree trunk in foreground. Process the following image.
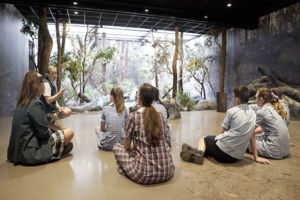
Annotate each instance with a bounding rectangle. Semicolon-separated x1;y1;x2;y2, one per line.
217;27;227;112
172;26;179;98
38;7;53;77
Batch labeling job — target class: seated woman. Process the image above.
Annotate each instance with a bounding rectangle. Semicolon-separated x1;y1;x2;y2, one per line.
7;71;74;165
95;88;128;151
152;86;172;147
113;83;175;185
248;88;290;159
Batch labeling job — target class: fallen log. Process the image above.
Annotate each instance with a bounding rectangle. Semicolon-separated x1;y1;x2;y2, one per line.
78;92;92;103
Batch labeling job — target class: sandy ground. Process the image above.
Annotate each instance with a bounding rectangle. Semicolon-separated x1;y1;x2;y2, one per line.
0;111;299;200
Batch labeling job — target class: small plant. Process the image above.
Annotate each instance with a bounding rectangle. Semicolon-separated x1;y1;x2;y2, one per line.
177;92;195;110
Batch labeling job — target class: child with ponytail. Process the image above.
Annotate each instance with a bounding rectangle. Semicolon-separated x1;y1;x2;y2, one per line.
248;88;290;159
95;88;128;151
113;83;174;185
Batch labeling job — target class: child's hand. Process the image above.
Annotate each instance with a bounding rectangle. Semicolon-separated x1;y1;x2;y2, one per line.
255;157;271;164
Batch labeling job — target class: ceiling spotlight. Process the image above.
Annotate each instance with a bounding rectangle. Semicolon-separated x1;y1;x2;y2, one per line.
145;9;149;12
73;2;78;5
74;11;78;15
227;2;232;7
204;15;208;19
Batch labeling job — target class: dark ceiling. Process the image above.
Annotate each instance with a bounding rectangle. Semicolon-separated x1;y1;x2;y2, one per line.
2;0;299;34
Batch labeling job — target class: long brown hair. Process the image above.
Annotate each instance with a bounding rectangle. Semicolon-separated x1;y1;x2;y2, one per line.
139;83;163;145
257;88;287;120
17;71;43;107
110;88;125;115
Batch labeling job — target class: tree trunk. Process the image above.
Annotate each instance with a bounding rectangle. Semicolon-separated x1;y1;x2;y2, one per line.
119;41;125;82
124;41;128;78
172;26;179;98
37;7;53;77
101;32;107;94
217;28;227;112
61;22;67;57
55;18;62;90
178;31;184;93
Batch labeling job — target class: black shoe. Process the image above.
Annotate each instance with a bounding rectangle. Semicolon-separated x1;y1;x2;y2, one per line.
180;150;204;165
63;142;73;155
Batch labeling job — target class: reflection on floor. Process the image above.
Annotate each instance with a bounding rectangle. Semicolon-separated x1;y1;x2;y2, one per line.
0;111;299;200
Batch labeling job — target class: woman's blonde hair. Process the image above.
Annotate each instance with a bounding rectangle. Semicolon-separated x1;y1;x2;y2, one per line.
257;88;287;120
46;66;57;77
139;83;163;145
17;71;43;107
110;88;125;115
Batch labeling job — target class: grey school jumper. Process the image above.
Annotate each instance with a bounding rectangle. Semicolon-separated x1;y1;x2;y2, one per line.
249;103;290;159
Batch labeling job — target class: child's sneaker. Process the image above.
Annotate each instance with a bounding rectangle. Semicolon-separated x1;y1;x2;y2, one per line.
180;150;204;165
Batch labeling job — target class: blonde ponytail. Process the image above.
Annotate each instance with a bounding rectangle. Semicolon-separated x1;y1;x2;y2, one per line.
272;101;287;120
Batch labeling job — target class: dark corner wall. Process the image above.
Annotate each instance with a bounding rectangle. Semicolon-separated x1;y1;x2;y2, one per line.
224;2;300;107
0;3;28;115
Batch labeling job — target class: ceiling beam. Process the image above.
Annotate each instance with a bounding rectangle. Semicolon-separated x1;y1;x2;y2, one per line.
138;17;148;28
150;18;163;30
66;9;71;23
162;21;174;30
125;15;134;27
185;23;204;32
98;12;102;26
48;8;56;22
112;14;119;26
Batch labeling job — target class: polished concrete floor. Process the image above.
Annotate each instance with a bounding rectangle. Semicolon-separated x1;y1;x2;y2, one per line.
0;111;299;200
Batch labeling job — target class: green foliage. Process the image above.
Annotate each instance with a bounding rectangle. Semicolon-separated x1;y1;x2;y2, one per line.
120;79;136;94
64;59;83;90
20;16;40;40
50;51;72;67
96;47;117;64
177;92;195;110
84;85;99;98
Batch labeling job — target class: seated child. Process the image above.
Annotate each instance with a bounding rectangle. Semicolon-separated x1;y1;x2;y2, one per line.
248;88;290;159
180;85;270;165
152;86;172;147
113;83;174;185
95;88;128;151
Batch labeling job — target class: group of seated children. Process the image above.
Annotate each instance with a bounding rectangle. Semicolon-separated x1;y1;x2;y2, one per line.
7;70;291;185
180;86;290;165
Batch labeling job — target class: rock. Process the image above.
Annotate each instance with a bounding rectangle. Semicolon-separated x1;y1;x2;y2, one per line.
282;95;300;119
161;98;181;120
193;100;217;111
247;76;277;97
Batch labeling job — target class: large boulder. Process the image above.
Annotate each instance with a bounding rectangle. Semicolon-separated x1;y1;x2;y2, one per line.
161;98;181;120
282;95;300;119
193;100;217;111
247;76;277;97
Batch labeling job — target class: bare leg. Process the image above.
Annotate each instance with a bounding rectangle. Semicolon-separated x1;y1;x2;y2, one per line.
63;128;74;146
197;137;206;153
58;107;72;119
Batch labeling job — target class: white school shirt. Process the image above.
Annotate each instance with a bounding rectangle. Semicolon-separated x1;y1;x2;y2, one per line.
215;104;256;159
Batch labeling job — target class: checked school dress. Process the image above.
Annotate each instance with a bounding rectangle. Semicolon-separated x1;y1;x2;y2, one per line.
113;108;175;185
